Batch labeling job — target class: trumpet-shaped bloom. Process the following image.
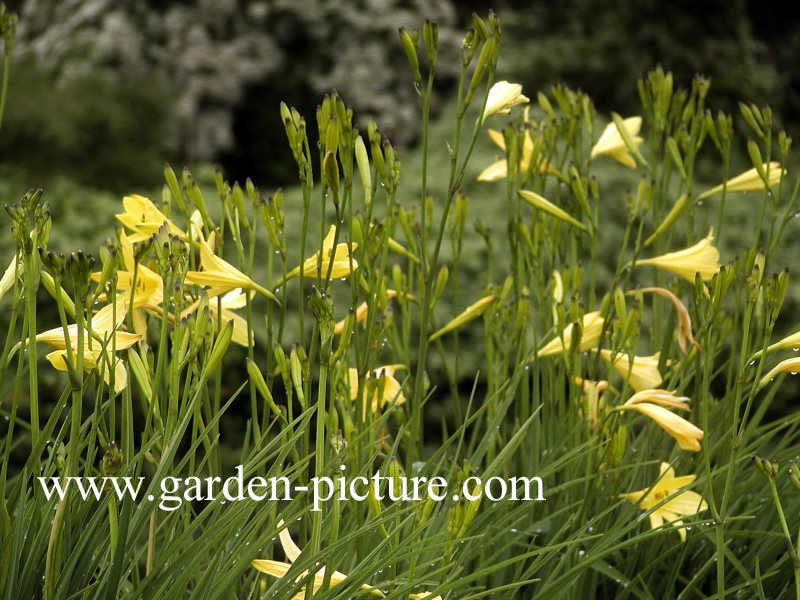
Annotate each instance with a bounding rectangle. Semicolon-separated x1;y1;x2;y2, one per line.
92;230;164;336
348;365;407;416
698;162;785;200
590;116;643;168
428;294;495;342
477;125;558;181
598;349;663;392
37;302;141;394
537;311;605;357
635;230;720;283
115;194;185;243
252;520;440;600
634;287;700;354
620;462;708;542
251;520;384;599
617;389;703;451
185;234;277;301
182;288;253;346
758;357;800;389
0;253;19;302
482;81;529;121
113;230;164;308
285;225;358;281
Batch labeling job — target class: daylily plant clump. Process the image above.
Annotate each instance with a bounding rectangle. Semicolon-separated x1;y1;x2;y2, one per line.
2;12;800;600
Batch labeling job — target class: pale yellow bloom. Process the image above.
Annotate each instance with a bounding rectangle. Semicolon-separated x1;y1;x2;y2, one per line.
477;125;558;181
590;116;643;168
635;230;720;283
698;162;785;200
634;287;700;354
537;311;604;357
333;290;398;335
185;234;277;302
618;389;703;451
758;357;800;390
349;365;406;416
598;349;662;392
251;520;384;599
92;230;164;336
0;253;19;302
518;190;587;231
620;462;708;542
115;194;185;243
482;81;529;121
575;377;611;429
181;288;253;346
37;302;141;394
428;294;495;342
285;225;358;281
113;230;164;309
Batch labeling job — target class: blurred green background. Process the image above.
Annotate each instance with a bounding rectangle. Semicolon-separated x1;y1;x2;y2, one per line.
2;0;799;194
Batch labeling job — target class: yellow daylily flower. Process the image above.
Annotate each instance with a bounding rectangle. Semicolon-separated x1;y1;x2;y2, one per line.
428;294;495;342
598;349;662;392
92;230;164;336
37;302;141;394
537;311;605;357
333;289;398;335
757;357;800;390
633;287;700;355
181;288;253;346
0;253;19;302
285;225;358;281
590;116;643;168
115;194;185;243
252;520;384;599
617;389;703;451
185;234;277;302
635;229;720;283
698;162;785;200
348;365;407;417
477;125;558;182
620;462;708;542
574;377;611;429
482;80;529;121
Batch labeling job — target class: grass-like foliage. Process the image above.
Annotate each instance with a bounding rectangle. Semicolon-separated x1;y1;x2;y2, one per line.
1;11;800;600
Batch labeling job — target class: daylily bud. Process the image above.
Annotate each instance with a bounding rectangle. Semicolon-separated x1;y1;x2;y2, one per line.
354;135;372;207
200;320;233;384
431;266;449;308
422;20;438;69
465;37;498;109
644;193;691;247
788;461;800;491
323;150;340;196
398;28;421;84
290;345;305;408
518;190;587;231
753;455;778;479
429;294;495;342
